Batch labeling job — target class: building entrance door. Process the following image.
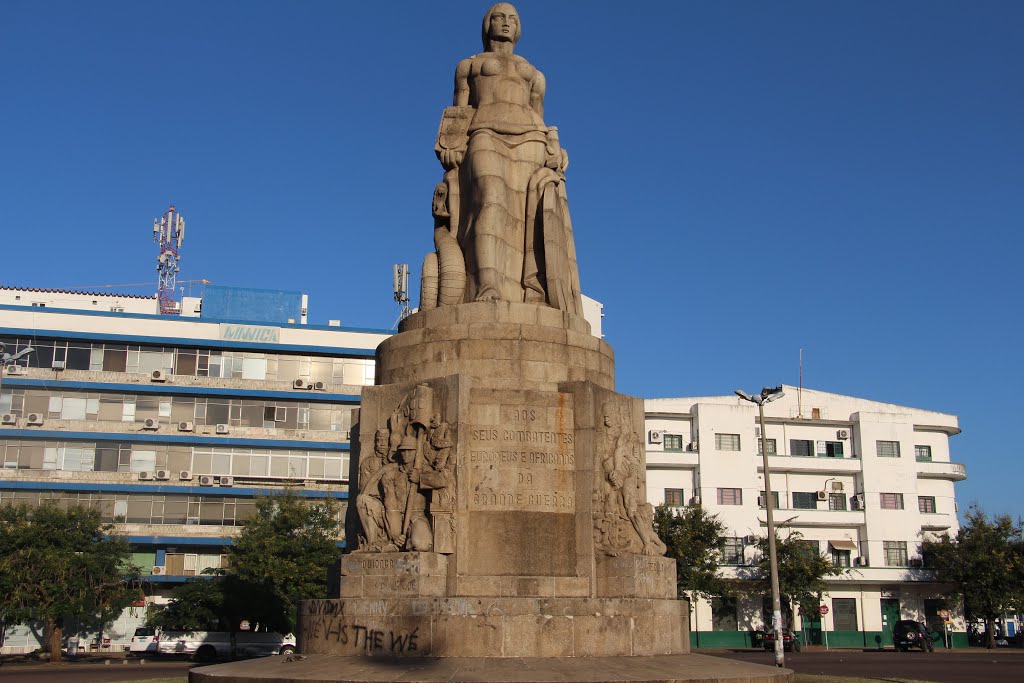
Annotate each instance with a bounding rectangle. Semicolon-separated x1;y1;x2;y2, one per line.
802;611;823;645
880;598;900;646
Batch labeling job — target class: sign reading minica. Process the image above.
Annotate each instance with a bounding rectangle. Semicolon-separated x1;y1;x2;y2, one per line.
219;324;281;343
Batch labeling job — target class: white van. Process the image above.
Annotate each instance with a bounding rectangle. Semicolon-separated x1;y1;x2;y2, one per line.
129;627;296;660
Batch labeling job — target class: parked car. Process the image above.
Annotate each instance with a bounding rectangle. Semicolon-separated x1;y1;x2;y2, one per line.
129;627;296;661
762;628;801;652
893;620;934;652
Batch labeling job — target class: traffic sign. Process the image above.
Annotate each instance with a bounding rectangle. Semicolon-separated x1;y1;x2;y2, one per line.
938;609;951;620
819;605;829;616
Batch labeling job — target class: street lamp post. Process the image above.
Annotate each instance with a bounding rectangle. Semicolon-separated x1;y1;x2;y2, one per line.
736;385;786;668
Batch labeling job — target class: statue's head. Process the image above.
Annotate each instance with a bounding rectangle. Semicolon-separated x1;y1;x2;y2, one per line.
374;428;389;455
396;435;419;464
482;3;521;51
602;401;617;428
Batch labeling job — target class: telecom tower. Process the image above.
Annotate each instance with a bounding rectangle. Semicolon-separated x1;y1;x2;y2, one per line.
153;205;185;315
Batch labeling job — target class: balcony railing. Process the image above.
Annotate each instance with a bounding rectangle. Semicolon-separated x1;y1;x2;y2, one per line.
917;461;967;481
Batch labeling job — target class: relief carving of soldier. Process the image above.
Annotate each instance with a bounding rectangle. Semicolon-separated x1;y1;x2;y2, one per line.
354;386;457;553
596;401;665;557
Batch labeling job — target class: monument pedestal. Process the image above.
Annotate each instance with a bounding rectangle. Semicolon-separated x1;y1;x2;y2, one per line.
299;306;692;658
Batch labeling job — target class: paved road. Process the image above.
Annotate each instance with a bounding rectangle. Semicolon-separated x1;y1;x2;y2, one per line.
712;648;1024;683
0;658;196;682
4;651;1024;683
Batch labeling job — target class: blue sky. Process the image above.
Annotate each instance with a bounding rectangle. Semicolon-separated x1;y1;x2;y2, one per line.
1;1;1021;516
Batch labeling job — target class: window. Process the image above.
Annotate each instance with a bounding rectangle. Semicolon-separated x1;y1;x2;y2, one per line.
880;493;904;510
663;433;684;451
711;597;738;631
717;488;742;505
817;441;844;458
715;433;740;451
915;445;932;462
876;440;901;458
790;439;813;457
884;540;909;567
664;488;685;507
828;492;847;511
792;492;819;510
758;491;780;509
831;548;851;567
720;537;744;565
756;438;777;456
832;598;859;631
918;496;936;514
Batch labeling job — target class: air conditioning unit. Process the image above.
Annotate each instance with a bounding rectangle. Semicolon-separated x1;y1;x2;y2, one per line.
143;418;159;430
186;517;200;525
26;413;44;426
909;558;924;568
215;423;230;435
179;470;193;481
853;557;868;567
219;476;234;487
648;430;664;444
757;495;766;507
151;566;166;576
1;414;17;426
687;440;699;452
743;534;757;544
178;421;194;432
313;381;326;391
850;494;862;510
151;369;168;382
754;427;761;437
689;496;701;506
199;475;215;486
292;379;307;389
139;471;155;481
837;429;849;439
831;481;844;491
155;469;171;481
51;360;66;371
816;490;828;502
6;365;26;376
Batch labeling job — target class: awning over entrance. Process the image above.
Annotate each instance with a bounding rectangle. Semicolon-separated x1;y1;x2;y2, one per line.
829;539;859;551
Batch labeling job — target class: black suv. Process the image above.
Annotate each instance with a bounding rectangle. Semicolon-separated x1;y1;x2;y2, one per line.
893;620;934;652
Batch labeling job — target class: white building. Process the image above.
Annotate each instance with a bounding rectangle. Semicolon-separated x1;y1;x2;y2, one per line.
0;286;387;653
645;386;968;649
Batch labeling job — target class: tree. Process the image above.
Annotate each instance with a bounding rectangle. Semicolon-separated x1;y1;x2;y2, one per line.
0;502;140;661
751;530;846;631
922;505;1024;649
148;578;226;632
653;504;730;600
221;491;343;634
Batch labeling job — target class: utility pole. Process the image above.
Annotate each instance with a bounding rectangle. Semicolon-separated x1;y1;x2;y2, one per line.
736;385;786;668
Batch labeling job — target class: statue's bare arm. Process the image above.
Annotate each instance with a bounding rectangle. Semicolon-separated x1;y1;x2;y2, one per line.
530;68;545;118
454;58;472;107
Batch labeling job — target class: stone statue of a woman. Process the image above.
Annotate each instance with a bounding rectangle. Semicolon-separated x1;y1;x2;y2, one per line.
424;3;584;315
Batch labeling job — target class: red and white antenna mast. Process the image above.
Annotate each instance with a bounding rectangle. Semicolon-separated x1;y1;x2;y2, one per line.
153;205;185;315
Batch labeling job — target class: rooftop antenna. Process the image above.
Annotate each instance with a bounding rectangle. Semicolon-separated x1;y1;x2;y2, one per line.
798;348;804;419
153;205;185;315
393;263;411;328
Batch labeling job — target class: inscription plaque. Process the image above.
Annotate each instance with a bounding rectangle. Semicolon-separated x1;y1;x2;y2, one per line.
468;403;575;513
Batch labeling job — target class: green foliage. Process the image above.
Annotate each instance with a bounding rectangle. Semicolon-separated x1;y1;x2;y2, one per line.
752;530;846;626
921;505;1024;649
220;491;343;634
653;504;730;600
0;502;140;657
148;579;226;632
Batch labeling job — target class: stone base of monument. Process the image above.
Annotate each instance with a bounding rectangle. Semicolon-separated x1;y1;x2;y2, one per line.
189;653;795;683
